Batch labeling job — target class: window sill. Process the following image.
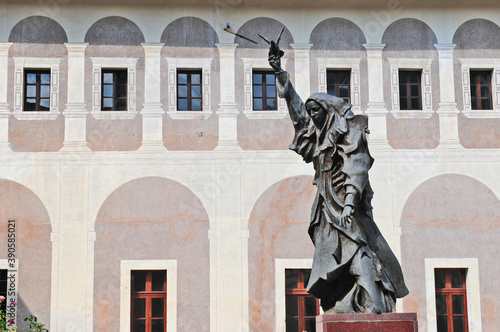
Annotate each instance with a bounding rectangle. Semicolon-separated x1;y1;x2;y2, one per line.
167;110;211;120
243;110;287;120
90;110;137;120
462;109;500;118
390;109;434;119
12;111;60;120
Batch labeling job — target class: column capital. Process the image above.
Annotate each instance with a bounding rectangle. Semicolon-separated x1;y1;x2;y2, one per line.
434;43;456;52
216;43;238;55
64;42;88;54
290;43;313;52
63;103;88;115
437;102;459;115
141;43;164;56
141;102;164;115
217;102;238;115
0;103;10;115
0;42;12;54
88;232;96;242
365;103;388;115
363;43;386;52
50;232;60;242
435;44;456;59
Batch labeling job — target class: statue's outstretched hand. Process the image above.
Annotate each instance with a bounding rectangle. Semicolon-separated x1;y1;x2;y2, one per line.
268;41;283;72
339;205;353;228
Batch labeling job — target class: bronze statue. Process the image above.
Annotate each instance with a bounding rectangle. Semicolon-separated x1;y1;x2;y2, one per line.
265;36;409;314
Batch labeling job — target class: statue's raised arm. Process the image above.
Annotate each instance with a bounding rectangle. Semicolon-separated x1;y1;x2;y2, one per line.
263;33;309;132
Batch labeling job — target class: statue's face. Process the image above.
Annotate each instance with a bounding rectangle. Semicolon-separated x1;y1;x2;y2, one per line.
306;101;326;127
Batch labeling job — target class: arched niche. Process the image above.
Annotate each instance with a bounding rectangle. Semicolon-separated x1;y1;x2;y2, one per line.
453;19;500;50
0;179;52;330
93;177;210;332
309;18;366;50
160;17;219;47
235;17;293;49
9;16;67;44
84;16;145;45
400;174;500;330
382;18;438;51
247;175;315;331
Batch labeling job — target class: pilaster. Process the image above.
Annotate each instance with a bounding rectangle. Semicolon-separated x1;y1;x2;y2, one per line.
435;44;461;148
62;43;90;151
364;44;388;144
0;43;12;151
213;160;244;331
55;162;91;331
290;44;312;98
215;43;241;150
140;43;166;151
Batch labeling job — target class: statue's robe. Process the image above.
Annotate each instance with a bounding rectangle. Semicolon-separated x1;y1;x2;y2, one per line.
277;73;408;312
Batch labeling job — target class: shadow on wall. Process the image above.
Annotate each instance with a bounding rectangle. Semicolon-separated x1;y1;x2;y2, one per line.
15;295;50;331
0;180;52;331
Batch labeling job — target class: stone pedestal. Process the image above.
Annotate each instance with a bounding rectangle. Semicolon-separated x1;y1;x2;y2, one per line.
317;313;418;332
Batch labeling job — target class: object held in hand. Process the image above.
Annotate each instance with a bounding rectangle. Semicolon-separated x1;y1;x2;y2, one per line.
259;27;285;60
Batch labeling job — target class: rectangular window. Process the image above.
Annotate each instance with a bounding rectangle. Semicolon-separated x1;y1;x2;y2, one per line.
102;69;127;111
0;269;6;312
24;69;50;112
131;270;167;332
253;71;277;111
470;70;492;110
435;268;468;332
326;70;350;103
285;269;319;332
399;70;422;110
177;70;202;111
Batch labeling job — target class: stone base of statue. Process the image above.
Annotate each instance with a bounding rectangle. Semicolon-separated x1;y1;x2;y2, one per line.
316;313;418;332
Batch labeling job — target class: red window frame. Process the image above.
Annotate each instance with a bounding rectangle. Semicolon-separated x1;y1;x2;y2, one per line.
326;69;351;103
285;269;320;332
399;70;422;110
252;70;277;110
131;270;167;332
470;70;492;110
435;269;468;332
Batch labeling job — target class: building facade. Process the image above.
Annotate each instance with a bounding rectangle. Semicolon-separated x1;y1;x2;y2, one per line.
0;0;499;331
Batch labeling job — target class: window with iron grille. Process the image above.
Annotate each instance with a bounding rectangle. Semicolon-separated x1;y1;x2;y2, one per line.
435;268;468;332
131;270;167;332
470;70;492;110
102;69;127;111
399;70;422;110
285;269;320;332
253;71;277;111
24;70;50;112
177;70;202;111
326;70;350;103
